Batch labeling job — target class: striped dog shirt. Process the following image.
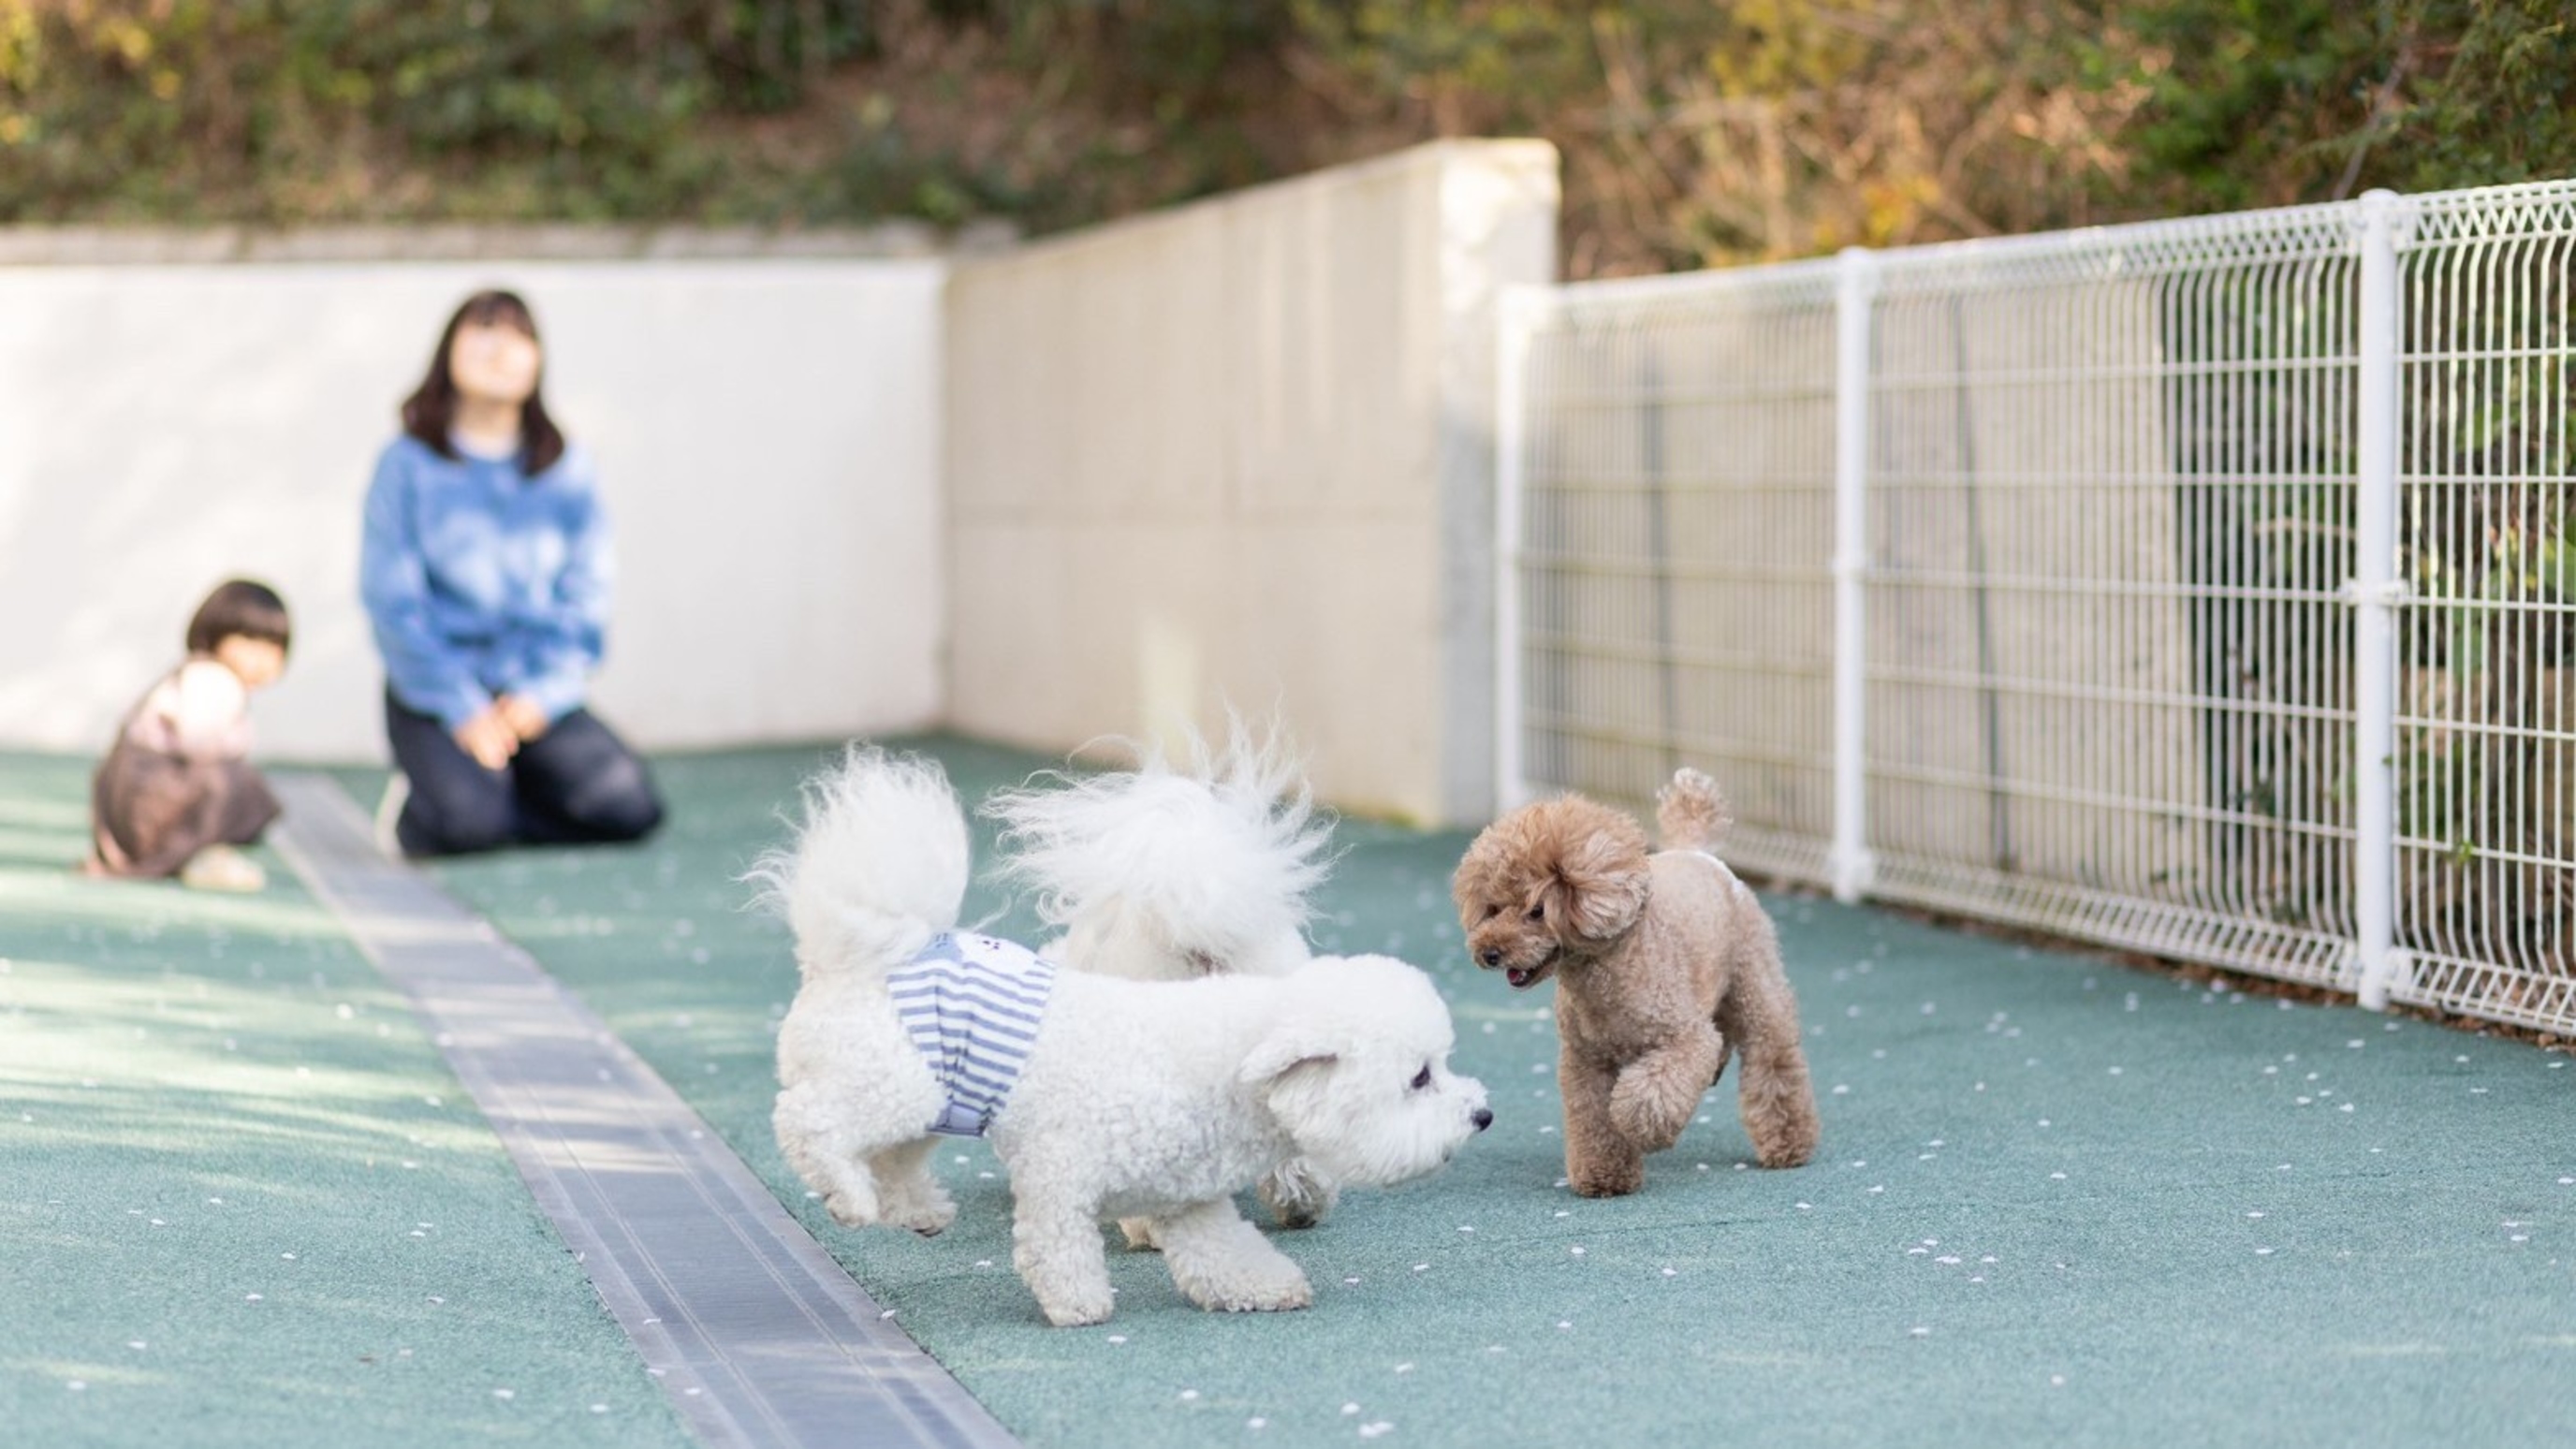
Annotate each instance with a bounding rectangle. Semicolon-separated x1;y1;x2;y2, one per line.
888;932;1059;1137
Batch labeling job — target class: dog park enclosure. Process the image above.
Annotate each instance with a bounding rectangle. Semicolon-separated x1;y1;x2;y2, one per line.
2;147;2568;1032
1500;181;2576;1035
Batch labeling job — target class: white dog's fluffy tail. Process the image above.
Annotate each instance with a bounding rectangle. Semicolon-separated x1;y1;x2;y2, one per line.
983;714;1333;980
749;746;969;979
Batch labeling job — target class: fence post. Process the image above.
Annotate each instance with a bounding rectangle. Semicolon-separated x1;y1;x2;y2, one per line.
2352;189;2408;1010
1830;247;1879;904
1493;285;1537;815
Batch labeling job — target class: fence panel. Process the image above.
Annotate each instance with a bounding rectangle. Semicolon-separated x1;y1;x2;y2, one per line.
1501;266;1842;886
1501;179;2576;1036
2390;184;2576;1031
1863;210;2364;991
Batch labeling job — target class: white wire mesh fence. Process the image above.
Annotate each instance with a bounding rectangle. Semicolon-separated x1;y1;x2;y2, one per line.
2393;188;2576;1030
1499;180;2576;1036
1498;264;1844;887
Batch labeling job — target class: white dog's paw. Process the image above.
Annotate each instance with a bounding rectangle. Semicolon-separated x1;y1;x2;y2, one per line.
886;1190;958;1237
1184;1259;1313;1314
1034;1282;1118;1327
820;1185;884;1229
1118;1216;1164;1252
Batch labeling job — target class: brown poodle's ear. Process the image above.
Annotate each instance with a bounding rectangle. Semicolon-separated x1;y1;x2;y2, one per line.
1450;845;1500;926
1545;817;1651;947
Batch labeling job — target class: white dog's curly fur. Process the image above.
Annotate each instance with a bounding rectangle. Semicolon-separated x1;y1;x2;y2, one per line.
985;717;1328;982
758;746;1491;1327
983;717;1345;1233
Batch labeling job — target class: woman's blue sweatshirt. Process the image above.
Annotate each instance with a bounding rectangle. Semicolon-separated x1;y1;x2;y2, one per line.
359;434;612;731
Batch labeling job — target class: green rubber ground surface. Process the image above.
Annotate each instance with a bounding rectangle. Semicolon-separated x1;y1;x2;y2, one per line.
356;738;2576;1448
0;754;693;1448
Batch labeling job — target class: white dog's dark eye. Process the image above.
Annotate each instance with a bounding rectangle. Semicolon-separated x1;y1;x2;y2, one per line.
1409;1064;1432;1091
1525;903;1544;922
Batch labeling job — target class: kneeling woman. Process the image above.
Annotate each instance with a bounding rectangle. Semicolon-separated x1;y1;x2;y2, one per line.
360;288;664;856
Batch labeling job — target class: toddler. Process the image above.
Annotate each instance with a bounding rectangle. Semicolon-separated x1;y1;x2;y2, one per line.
85;579;291;891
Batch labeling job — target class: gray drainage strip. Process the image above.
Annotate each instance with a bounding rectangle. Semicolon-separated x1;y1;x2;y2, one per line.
268;773;1018;1449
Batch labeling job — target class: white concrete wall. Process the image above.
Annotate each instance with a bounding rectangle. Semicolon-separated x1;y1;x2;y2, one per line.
944;140;1559;826
0;255;946;762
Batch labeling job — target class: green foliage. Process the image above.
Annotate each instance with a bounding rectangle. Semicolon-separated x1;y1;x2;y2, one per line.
1290;1;1600;126
2;1;2572;256
0;0;871;222
2113;0;2576;209
2391;0;2576;189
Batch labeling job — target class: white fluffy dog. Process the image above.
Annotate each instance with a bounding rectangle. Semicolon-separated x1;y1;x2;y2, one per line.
759;747;1491;1327
984;719;1327;983
982;720;1343;1231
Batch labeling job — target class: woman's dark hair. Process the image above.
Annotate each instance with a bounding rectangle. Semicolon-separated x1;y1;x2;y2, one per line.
186;578;292;656
399;288;567;476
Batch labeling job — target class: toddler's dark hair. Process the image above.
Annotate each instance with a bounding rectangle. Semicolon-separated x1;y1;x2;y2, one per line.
185;578;292;656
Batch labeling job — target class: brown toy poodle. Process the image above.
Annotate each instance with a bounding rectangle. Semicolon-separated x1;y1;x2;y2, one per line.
1452;768;1819;1196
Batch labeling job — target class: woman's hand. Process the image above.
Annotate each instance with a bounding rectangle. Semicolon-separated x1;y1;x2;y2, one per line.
496;694;550;743
453;707;520;770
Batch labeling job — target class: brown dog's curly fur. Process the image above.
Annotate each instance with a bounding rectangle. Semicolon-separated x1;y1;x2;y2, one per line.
1452;768;1819;1196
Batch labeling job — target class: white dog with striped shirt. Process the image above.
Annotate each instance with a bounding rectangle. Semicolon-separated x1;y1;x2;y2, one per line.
980;717;1343;1237
756;747;1492;1327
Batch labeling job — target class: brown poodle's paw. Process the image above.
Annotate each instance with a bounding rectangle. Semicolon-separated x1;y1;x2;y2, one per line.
1607;1075;1693;1155
1568;1163;1644;1198
1749;1113;1820;1168
1741;1072;1823;1160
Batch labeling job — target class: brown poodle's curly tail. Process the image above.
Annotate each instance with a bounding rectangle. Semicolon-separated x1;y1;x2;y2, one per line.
1654;767;1732;853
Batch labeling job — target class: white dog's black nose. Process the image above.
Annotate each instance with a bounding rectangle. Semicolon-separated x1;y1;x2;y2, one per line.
1478;948;1502;967
1471;1107;1493;1132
